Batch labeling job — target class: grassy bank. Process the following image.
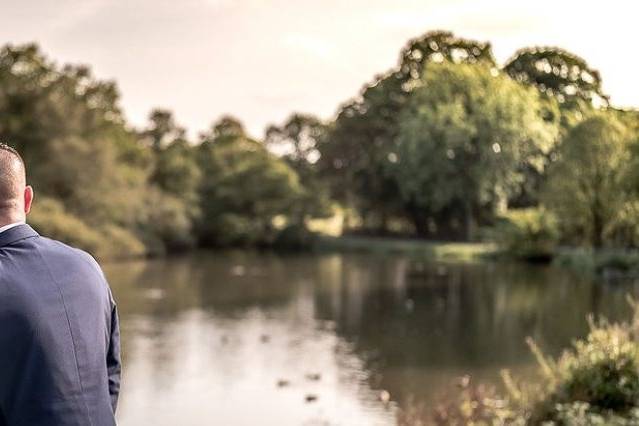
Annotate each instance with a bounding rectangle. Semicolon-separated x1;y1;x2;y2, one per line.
315;235;639;279
315;235;497;262
554;248;639;278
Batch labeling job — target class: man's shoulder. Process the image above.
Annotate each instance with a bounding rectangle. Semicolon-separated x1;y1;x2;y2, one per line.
36;235;104;275
0;225;106;285
20;235;104;280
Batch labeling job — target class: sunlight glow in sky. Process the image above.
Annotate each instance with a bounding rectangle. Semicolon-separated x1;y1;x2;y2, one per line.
1;0;637;137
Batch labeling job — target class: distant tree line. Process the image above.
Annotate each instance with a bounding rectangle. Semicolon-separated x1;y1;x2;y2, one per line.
0;44;314;258
316;31;638;252
0;31;637;258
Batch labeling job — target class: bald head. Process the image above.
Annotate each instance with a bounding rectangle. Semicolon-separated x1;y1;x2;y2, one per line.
0;143;32;225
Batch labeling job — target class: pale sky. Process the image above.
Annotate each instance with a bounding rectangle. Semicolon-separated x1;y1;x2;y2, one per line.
1;0;637;138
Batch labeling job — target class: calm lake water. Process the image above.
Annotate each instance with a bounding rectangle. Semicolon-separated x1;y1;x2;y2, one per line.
104;251;639;425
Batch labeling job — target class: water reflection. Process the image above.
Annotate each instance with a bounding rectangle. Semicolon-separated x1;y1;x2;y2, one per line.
104;252;639;425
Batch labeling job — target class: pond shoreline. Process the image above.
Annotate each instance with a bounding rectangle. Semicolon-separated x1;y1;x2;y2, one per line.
314;235;497;262
102;234;639;279
315;236;639;280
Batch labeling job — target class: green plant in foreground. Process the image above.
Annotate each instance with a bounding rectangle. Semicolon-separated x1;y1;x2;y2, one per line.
524;321;639;423
423;301;639;425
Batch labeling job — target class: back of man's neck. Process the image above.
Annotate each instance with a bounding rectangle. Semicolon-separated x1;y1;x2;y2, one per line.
0;213;25;229
0;221;24;234
0;210;25;226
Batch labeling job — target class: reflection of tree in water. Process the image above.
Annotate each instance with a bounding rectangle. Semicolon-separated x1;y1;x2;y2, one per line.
104;252;316;398
104;252;639;413
312;255;639;404
106;252;318;318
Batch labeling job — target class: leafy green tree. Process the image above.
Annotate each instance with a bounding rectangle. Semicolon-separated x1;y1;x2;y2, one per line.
141;109;201;249
502;47;605;208
318;75;405;231
265;113;325;164
211;115;245;139
143;109;200;203
392;62;558;239
144;109;186;151
0;44;150;231
321;31;496;232
196;117;303;246
544;113;633;248
398;30;495;81
265;113;331;224
504;47;607;111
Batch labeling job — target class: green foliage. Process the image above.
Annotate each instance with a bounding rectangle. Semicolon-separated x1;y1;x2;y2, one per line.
137;189;196;253
504;47;607;109
265;114;332;224
392;62;559;239
319;31;496;234
524;319;639;423
550;402;639;425
3;32;639;258
272;223;318;251
496;208;559;261
28;197;104;254
544;112;634;248
196;119;304;246
398;30;495;81
141;110;201;251
554;249;639;277
29;197;146;260
429;308;639;424
0;43;308;257
428;381;521;425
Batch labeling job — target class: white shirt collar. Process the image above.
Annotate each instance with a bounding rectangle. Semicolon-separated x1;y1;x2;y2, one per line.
0;221;25;234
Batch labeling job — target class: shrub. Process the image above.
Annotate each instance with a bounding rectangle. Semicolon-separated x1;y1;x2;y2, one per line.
428;305;639;424
495;208;559;261
528;321;639;423
94;224;147;260
29;197;104;254
272;223;318;250
29;196;147;260
138;189;196;252
428;379;520;425
554;249;639;277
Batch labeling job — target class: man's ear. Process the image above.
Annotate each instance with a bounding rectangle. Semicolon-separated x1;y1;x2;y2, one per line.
24;185;33;215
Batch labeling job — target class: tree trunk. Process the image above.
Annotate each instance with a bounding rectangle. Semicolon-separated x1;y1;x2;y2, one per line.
592;208;604;249
464;200;476;242
410;211;430;237
378;211;388;235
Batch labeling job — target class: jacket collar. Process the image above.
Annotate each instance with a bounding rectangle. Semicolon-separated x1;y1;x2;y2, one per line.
0;224;39;248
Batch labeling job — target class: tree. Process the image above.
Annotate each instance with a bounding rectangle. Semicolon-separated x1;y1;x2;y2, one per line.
504;47;607;110
319;31;498;233
144;109;186;151
544;113;633;248
141;110;201;250
265;113;325;164
0;43;149;228
196;117;303;246
265;113;331;223
211;115;245;139
398;30;495;82
143;109;200;203
0;44;149;258
502;47;607;208
392;62;558;239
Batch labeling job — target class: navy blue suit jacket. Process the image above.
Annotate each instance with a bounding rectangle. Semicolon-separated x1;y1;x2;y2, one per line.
0;225;121;426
